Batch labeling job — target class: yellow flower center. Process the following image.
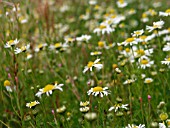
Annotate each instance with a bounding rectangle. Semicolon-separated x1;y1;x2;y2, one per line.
115;104;120;107
140;59;148;64
135;31;141;35
111;15;116;18
54;43;61;48
153;24;159;28
140;35;147;40
92;51;100;55
168;28;170;32
165;9;170;13
167;120;170;125
167;57;170;61
87;61;94;68
142;13;147;18
118;46;123;51
98;41;105;47
112;64;118;69
29;101;37;107
137;49;145;55
93;86;103;92
4;80;11;86
125;48;130;52
145;79;152;83
38;44;43;49
132;126;138;128
126;38;135;43
19;16;25;21
43;84;54;93
119;0;124;4
8;40;14;45
159;113;168;121
21;46;26;51
94;5;99;10
99;25;106;29
68;38;74;42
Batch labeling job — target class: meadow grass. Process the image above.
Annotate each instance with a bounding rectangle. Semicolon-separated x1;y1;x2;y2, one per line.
0;0;170;127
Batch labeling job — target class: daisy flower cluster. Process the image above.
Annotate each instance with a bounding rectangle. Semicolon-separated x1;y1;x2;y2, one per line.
1;0;170;127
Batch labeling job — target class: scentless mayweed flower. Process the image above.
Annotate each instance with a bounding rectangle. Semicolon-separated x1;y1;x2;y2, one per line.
80;101;90;107
84;112;97;121
161;57;170;65
26;101;40;108
109;103;128;112
80;107;90;113
90;51;102;56
4;39;19;48
146;20;164;32
131;29;144;37
35;83;64;98
144;78;153;84
83;58;103;73
76;35;91;42
14;44;30;54
87;86;110;97
125;124;145;128
56;105;66;114
159;123;166;128
34;43;48;52
159;9;170;17
123;79;135;85
117;0;128;8
121;37;138;46
93;22;114;35
138;56;154;69
4;80;13;92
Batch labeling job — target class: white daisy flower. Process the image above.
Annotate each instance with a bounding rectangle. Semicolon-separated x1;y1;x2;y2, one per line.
122;37;138;46
26;53;33;60
49;42;69;53
56;105;66;113
14;44;30;54
138;56;154;69
80;101;90;107
144;78;153;84
134;47;153;58
87;86;110;97
35;83;64;98
159;123;166;128
163;35;170;42
4;80;13;92
76;35;91;42
123;79;135;85
89;0;97;5
153;2;162;8
84;112;97;121
26;101;40;108
109;104;128;112
90;51;102;56
146;20;164;32
159;9;170;17
83;58;103;73
117;0;128;8
93;22;114;35
131;29;144;37
4;39;19;48
34;43;47;52
161;57;170;65
158;29;170;36
80;107;90;113
163;42;170;51
125;124;145;128
64;37;75;43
